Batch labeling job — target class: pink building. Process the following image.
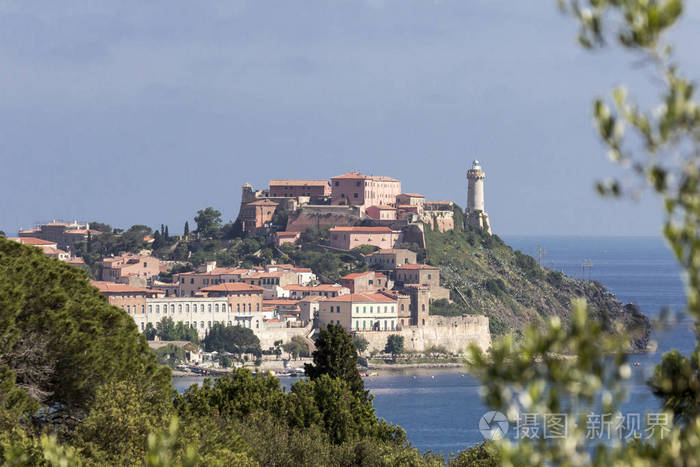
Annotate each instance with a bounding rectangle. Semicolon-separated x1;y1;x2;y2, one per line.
275;231;301;247
330;172;401;210
365;205;397;221
340;270;389;294
99;254;162;282
329;226;402;250
269;180;331;198
239;199;278;232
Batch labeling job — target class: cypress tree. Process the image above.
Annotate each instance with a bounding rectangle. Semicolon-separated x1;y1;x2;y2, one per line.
184;221;190;239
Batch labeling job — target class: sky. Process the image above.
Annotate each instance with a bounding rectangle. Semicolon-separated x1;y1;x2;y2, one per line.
2;0;699;237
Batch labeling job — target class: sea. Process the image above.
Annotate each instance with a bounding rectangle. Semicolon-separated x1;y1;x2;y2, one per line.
173;236;692;456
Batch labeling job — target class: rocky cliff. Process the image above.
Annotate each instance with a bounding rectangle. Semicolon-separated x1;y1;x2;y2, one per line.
424;227;650;352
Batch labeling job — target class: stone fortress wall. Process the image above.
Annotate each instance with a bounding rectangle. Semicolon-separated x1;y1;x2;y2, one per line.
357;315;490;354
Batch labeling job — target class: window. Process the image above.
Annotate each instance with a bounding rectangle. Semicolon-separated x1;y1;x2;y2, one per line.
126;305;130;313
155;305;160;313
242;303;246;312
190;278;194;284
171;304;175;313
200;321;204;328
400;304;404;311
208;304;212;312
237;303;240;312
256;303;260;311
363;320;366;329
353;193;358;198
215;304;219;313
141;305;145;313
207;321;211;328
363;306;366;314
200;304;205;312
334;181;339;186
186;304;190;313
141;323;144;331
248;303;252;312
228;304;232;312
422;304;425;311
428;274;432;280
355;320;359;330
178;304;182;313
148;305;152;313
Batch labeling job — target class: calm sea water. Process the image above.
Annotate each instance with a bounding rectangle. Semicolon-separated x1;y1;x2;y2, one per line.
173;236;692;455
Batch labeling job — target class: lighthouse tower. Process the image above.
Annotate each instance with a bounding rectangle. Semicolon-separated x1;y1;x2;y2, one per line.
466;160;492;233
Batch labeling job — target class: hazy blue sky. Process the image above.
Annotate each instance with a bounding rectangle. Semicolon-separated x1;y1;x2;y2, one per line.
2;0;699;236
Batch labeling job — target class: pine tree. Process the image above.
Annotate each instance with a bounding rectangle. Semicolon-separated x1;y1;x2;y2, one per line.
304;323;368;401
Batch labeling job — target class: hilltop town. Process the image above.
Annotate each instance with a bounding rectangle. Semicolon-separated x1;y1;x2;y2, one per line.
7;164;497;361
6;162;648;363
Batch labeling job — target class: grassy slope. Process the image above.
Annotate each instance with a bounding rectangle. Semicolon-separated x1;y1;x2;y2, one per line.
424;227;650;351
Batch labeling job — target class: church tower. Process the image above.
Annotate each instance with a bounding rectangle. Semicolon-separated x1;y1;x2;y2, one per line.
466;160;492;233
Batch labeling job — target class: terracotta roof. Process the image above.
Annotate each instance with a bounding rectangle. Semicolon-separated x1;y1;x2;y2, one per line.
293;267;313;273
67;258;85;264
396;264;439;270
247;199;279;206
324;293;397;303
269;180;330;187
400;193;425;198
341;271;374;280
298;295;327;302
283;284;345;292
331;172;399;182
332;172;367;180
200;283;264;293
175;267;249;276
8;237;56;246
91;281;160;295
329;226;392;233
366;205;395;211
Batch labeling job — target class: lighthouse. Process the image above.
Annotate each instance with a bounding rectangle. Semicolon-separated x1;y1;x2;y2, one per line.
466;160;492;233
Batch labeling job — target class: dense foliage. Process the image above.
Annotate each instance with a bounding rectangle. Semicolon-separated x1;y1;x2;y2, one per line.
202;324;261;359
0;238;172;463
153;317;200;344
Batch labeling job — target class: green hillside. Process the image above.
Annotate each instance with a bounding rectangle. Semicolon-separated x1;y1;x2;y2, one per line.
424;225;650;351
